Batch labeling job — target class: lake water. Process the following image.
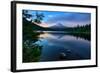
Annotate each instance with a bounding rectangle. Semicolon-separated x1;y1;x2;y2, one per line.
34;31;91;62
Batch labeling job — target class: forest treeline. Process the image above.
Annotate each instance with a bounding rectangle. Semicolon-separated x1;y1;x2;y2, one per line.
66;24;90;33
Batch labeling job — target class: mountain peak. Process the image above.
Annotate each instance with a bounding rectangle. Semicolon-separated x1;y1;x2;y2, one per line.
50;23;66;28
57;23;65;27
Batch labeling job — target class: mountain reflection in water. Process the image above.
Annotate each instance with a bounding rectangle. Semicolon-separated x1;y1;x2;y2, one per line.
33;31;91;62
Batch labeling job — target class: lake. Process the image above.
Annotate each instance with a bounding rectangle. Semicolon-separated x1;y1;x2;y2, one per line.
34;31;91;62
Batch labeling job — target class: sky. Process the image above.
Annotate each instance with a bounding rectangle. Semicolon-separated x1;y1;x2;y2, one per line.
23;10;91;28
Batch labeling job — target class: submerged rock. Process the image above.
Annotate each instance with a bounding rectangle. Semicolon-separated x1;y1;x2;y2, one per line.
59;52;66;60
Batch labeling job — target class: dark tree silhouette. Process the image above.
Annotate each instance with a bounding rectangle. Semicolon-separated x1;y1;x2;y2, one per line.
23;10;32;22
22;10;44;62
34;11;44;24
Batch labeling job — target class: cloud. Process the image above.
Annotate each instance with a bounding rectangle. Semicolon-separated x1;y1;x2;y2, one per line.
26;10;91;27
45;12;91;25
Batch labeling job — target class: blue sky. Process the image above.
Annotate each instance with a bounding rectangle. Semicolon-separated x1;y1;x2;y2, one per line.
24;10;91;27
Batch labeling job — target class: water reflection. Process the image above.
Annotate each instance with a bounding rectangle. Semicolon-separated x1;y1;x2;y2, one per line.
34;31;91;62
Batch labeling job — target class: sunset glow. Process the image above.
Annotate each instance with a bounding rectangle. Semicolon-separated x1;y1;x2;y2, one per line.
32;21;54;28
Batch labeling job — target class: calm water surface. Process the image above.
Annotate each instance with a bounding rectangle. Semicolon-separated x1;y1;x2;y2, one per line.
34;31;91;61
